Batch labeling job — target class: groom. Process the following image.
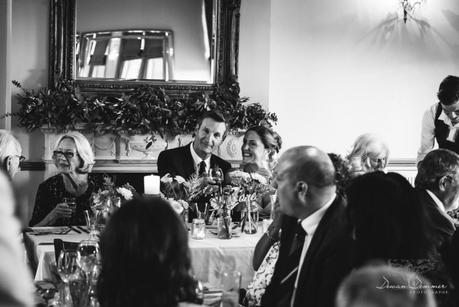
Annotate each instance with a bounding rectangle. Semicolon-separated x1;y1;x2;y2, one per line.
157;111;232;180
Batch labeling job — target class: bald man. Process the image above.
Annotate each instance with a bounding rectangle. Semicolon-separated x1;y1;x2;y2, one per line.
261;146;353;307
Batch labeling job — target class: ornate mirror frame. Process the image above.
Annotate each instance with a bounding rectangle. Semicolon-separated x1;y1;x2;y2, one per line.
49;0;241;97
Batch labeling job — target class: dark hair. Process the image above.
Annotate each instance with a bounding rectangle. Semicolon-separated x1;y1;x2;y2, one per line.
197;111;226;127
415;149;459;191
437;75;459;106
246;126;282;159
346;172;438;265
97;197;197;307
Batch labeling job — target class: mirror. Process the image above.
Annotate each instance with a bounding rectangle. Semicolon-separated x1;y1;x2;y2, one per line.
77;30;176;81
49;0;240;96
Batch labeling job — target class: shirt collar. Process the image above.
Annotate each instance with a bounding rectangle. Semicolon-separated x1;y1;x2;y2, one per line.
189;143;211;169
426;189;447;213
300;194;336;237
438;110;459;127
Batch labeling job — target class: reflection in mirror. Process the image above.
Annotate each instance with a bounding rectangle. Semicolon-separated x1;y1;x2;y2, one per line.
77;30;174;81
76;0;216;83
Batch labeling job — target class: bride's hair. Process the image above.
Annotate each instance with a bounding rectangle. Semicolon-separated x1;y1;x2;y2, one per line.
246;126;282;161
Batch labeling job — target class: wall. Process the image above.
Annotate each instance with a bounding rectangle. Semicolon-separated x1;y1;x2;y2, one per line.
239;0;271;108
269;0;459;159
10;0;48;225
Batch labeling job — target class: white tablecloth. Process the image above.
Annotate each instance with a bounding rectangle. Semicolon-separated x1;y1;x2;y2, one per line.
24;227;262;288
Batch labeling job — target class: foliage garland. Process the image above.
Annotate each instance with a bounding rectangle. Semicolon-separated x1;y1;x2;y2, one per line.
5;80;278;137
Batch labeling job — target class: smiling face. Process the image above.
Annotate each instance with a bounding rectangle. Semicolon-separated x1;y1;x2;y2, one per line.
192;117;226;159
241;130;270;167
53;138;81;173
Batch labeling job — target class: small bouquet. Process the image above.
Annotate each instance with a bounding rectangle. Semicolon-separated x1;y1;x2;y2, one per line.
160;173;190;215
226;166;276;233
91;175;136;212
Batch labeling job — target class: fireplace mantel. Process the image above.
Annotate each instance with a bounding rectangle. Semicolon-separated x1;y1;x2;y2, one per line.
41;129;243;177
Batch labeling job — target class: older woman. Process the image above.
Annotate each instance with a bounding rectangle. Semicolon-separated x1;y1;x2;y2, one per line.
347;133;389;178
29;132;103;226
97;197;201;307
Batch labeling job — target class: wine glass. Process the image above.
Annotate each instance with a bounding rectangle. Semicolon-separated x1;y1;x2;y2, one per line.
210;167;224;185
57;251;79;306
77;240;99;277
63;197;77;226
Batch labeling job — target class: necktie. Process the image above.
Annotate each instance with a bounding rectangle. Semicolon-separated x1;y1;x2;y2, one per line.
198;161;207;176
278;222;307;306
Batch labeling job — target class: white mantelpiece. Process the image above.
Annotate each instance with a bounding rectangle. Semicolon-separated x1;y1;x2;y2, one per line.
41;128;243;178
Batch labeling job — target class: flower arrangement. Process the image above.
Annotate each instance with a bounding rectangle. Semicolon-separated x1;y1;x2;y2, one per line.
90;175;136;212
6;81;278;138
160;174;190;215
225;167;276;233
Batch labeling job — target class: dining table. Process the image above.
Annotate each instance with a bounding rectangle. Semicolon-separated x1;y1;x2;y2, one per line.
24;225;263;289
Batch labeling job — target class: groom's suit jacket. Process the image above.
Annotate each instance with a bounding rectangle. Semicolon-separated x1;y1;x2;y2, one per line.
261;194;353;307
157;143;231;179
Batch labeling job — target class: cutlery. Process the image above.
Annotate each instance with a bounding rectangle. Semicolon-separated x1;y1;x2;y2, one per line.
77;226;89;234
70;226;81;234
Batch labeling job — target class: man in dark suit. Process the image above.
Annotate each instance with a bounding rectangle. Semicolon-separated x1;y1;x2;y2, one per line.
415;149;458;247
157;111;231;179
261;146;352;307
415;149;459;305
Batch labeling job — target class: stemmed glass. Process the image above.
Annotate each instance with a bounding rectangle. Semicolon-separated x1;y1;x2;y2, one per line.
57;251;79;307
77;239;100;306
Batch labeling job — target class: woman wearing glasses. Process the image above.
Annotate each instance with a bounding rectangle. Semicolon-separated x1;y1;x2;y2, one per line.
29;131;104;226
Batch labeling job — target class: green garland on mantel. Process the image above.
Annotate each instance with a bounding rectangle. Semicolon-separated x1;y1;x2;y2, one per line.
5;80;277;139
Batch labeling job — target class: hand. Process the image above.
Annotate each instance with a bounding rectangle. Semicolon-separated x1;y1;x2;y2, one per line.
48;203;73;222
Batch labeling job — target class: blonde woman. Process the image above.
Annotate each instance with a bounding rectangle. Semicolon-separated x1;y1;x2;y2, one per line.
347;133;389;178
29;132;104;226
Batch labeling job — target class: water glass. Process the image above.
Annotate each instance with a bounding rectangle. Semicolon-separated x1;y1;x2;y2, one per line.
77;240;99;276
220;270;241;307
191;218;206;240
84;210;99;239
57;251;79;306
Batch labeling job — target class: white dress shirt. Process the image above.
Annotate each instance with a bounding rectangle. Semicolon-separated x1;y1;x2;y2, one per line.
418;103;459;162
189;143;211;175
291;194;336;306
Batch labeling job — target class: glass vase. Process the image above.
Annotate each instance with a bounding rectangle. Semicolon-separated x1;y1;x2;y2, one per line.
217;215;232;239
243;202;259;234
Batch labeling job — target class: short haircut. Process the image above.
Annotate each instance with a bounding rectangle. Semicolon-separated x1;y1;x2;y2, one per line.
287;146;336;188
197;111;226;127
438;75;459;106
53;131;94;173
415;148;459;191
0;130;21;169
336;264;437;307
246;125;282;159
